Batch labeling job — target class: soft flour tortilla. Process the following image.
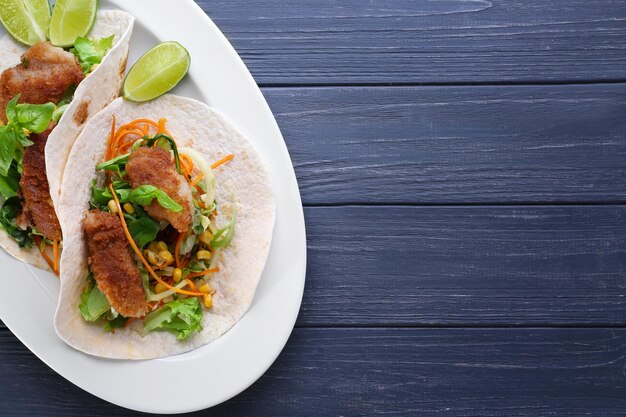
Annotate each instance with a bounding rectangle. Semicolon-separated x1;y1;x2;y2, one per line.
0;10;134;270
54;95;276;359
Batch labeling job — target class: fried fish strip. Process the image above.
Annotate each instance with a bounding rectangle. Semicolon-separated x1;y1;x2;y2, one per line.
17;123;62;240
0;42;84;123
126;147;193;233
84;210;148;318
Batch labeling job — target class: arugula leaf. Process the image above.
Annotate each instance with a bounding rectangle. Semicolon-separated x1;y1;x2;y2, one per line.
128;216;160;248
129;185;182;212
96;153;129;172
71;36;115;74
143;298;203;340
90;179;133;209
79;276;111;322
90;181;111;207
0;197;32;247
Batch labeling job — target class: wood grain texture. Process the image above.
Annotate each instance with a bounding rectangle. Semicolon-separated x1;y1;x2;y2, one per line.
1;326;626;416
264;84;626;204
300;205;626;326
200;0;626;85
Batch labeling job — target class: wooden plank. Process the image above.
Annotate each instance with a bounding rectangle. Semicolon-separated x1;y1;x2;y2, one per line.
264;84;626;204
1;205;624;327
1;327;626;416
299;205;626;326
200;0;626;85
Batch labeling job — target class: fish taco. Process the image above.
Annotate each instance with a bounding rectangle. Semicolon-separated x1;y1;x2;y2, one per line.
54;95;275;359
0;10;134;272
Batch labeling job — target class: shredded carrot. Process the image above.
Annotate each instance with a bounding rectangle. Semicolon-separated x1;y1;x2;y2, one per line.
211;154;235;169
185;278;198;292
179;154;194;178
34;236;56;275
105;116;117;160
174;232;184;269
110;128;144;157
117;139;138;154
186;268;220;279
52;240;59;274
123;317;136;328
194;198;207;209
109;184;205;297
190;172;204;187
157;118;169;135
129;119;160;128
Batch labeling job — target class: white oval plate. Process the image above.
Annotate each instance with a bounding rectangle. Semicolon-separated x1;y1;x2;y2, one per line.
0;0;306;413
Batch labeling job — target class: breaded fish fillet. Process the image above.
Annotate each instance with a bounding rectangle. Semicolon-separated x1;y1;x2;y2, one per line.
126;147;193;233
84;210;147;318
17;124;62;240
0;42;84;123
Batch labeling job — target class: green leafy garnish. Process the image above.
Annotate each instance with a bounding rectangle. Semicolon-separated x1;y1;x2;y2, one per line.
0;164;20;199
0;197;32;247
10;100;56;134
79;275;111;322
0;95;54;181
71;36;115;74
52;104;69;123
96;152;130;172
128;185;182;212
104;315;128;332
128;216;160;248
143;298;203;340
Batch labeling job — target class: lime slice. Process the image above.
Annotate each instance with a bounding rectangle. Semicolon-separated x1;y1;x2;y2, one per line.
49;0;97;47
123;42;191;103
0;0;51;46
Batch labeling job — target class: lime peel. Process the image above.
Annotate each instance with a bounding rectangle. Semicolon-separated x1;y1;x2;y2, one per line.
49;0;97;47
0;0;51;46
123;41;191;103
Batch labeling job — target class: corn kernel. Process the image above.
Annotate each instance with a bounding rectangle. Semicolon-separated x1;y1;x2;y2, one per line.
198;230;214;245
173;268;182;282
155;283;167;293
203;293;213;308
197;250;212;261
155;241;168;252
198;283;212;293
123;203;134;214
159;250;174;265
107;199;118;214
146;250;164;266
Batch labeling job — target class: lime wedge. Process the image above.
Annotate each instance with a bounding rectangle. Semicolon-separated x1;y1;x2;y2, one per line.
49;0;97;47
0;0;51;46
123;42;191;103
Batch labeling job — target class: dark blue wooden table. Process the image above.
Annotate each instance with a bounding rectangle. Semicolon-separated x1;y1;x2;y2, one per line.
3;1;626;415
